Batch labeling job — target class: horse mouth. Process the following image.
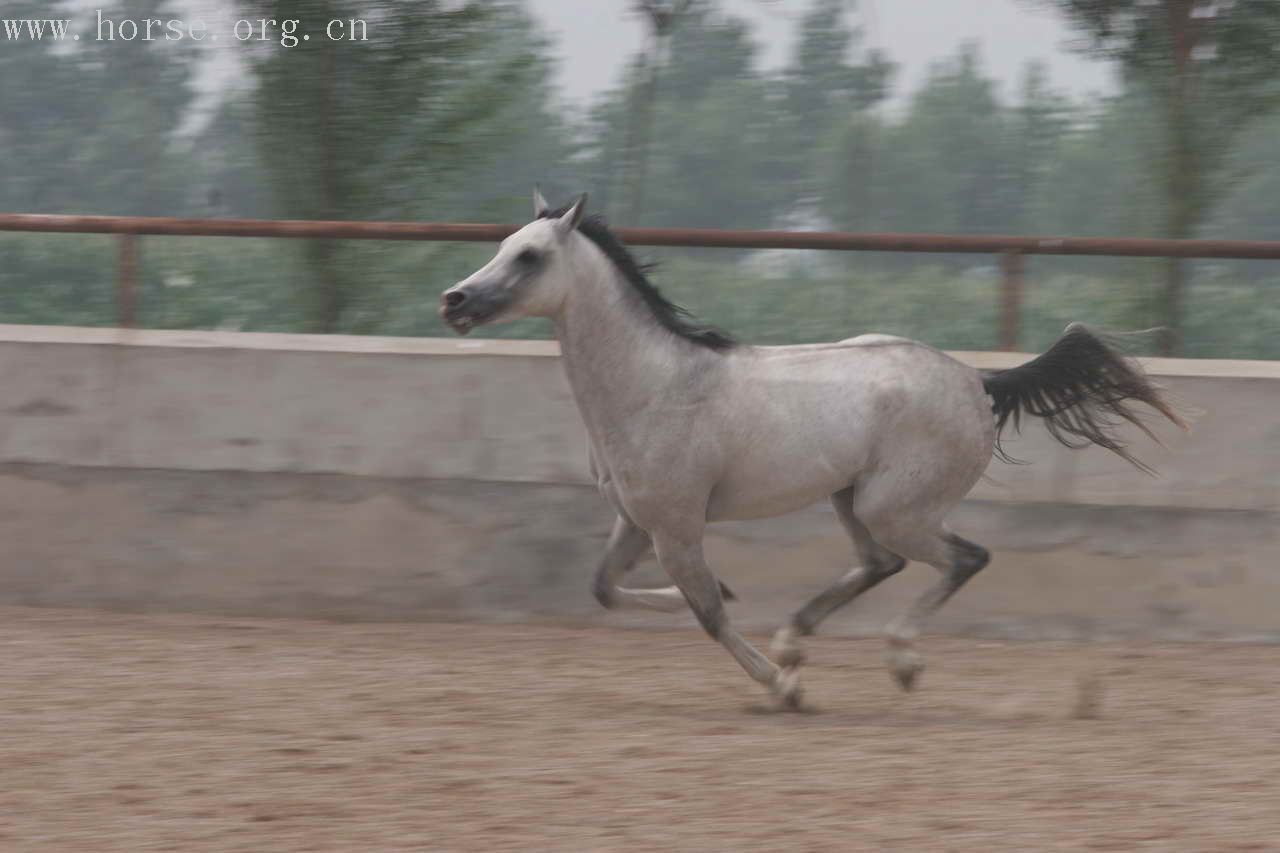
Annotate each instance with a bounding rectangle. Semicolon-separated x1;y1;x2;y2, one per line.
439;305;477;335
445;315;474;335
440;287;509;335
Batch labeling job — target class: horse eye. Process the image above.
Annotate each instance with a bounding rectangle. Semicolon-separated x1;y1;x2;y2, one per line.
515;248;541;266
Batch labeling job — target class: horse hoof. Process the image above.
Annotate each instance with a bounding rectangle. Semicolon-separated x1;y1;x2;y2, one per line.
888;648;924;692
771;667;804;710
769;627;806;669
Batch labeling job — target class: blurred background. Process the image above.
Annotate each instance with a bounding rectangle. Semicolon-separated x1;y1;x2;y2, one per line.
2;0;1278;355
4;6;1280;847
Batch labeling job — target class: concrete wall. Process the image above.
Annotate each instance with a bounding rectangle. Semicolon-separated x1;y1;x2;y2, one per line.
2;324;1277;640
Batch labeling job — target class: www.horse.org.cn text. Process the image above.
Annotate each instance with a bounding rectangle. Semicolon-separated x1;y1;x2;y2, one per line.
2;13;369;48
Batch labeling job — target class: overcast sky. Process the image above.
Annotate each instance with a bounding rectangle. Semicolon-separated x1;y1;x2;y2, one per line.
526;0;1118;108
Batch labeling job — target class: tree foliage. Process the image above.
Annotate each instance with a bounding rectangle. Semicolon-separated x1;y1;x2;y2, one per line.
244;0;559;331
1049;0;1280;352
0;0;196;215
2;0;1280;357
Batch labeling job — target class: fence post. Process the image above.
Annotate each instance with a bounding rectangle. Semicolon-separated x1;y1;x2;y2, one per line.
117;233;138;328
999;249;1024;351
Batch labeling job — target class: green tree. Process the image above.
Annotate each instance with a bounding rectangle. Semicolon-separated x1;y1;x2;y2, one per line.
784;0;892;135
645;1;755;101
814;110;886;231
188;100;271;219
597;0;762;224
433;9;576;224
877;44;1009;234
1209;110;1280;246
1031;90;1164;238
0;0;196;215
1005;62;1072;232
0;0;80;213
616;1;696;224
1050;0;1280;353
584;1;789;227
643;76;789;228
784;0;893;208
245;0;547;332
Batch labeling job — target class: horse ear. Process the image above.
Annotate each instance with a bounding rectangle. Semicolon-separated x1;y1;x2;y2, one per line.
555;193;588;236
533;185;552;218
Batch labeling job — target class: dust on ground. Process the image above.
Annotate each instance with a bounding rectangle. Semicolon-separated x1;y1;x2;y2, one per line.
1;607;1276;852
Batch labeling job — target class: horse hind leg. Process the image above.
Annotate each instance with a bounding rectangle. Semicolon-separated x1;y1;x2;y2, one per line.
878;529;990;691
771;486;906;670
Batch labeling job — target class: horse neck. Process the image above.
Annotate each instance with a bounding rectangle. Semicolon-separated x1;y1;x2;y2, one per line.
552;244;717;426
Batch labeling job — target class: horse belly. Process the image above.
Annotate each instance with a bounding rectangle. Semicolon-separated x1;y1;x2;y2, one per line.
705;456;860;522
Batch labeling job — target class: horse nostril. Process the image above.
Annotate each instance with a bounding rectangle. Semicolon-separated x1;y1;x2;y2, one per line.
444;290;467;309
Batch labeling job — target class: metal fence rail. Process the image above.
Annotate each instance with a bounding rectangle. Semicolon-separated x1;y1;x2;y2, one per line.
4;212;1280;348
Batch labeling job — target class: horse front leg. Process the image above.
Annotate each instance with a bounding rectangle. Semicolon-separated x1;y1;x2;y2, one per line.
651;526;801;708
593;514;737;613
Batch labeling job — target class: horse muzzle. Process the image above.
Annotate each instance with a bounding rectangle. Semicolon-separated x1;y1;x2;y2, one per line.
439;285;497;335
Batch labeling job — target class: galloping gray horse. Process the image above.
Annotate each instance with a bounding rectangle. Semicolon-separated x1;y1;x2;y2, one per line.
441;191;1185;708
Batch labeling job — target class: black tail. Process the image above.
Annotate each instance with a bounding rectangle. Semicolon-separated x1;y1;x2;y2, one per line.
982;324;1187;474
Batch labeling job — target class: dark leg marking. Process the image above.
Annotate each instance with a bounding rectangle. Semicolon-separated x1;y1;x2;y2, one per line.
790;486;907;637
886;532;991;692
691;597;726;641
791;550;905;636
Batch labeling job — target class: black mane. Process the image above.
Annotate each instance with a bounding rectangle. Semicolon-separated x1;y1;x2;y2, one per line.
538;206;737;351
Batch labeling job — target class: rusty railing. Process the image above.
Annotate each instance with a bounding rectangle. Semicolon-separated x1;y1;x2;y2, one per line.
4;212;1280;350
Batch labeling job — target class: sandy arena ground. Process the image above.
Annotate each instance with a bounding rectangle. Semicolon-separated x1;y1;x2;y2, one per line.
1;606;1277;852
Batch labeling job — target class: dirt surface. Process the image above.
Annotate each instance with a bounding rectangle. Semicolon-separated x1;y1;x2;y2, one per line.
1;607;1277;852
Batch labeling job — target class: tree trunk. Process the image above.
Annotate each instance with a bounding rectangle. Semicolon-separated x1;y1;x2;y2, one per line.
311;21;344;334
626;34;662;225
304;239;345;334
1160;0;1197;356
